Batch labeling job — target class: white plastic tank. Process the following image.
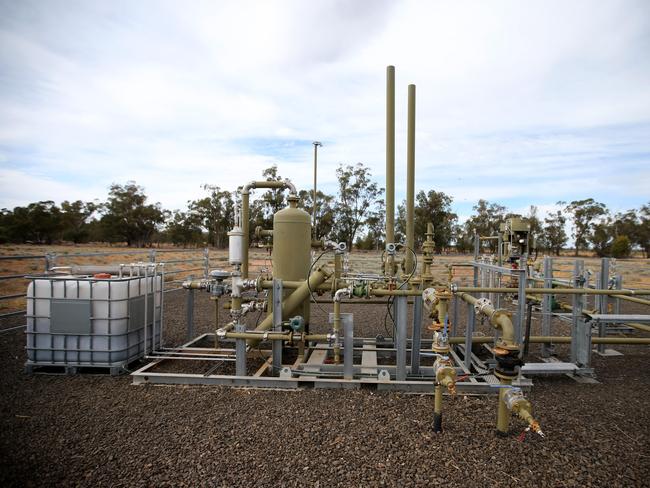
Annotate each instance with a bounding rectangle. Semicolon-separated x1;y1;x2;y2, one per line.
25;274;162;372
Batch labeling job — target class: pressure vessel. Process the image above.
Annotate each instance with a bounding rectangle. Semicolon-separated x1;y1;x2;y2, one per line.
272;197;312;322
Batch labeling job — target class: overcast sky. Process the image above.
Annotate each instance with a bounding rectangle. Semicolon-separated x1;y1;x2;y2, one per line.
1;0;649;222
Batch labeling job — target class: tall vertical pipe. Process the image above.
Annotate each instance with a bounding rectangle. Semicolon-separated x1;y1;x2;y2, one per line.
386;66;395;249
312;141;322;239
405;84;416;275
241;192;250;279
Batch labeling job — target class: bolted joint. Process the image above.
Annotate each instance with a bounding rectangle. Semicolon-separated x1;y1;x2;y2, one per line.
494;351;523;379
474;297;493;315
434;356;457;395
503;388;544;437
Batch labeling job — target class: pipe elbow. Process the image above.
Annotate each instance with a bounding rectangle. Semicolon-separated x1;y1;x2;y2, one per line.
492;310;516;346
283;178;297;195
334;287;351;302
241;180;257;194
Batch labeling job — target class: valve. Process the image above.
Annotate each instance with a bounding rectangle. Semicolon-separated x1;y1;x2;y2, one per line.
503;388;544;438
433;356;457;395
432;330;450;354
288;316;305;333
326;331;338;347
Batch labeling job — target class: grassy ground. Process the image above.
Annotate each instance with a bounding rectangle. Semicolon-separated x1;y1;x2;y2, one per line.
2;244;649;315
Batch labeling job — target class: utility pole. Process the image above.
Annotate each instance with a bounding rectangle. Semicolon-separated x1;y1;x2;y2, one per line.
312;141;322;239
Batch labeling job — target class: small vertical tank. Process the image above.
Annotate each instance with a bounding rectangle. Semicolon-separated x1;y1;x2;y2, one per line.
272;195;312;323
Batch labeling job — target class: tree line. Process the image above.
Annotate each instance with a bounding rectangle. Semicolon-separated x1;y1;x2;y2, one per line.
0;164;648;258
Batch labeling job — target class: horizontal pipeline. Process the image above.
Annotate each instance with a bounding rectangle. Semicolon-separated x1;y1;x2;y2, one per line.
259;280;332;291
446;336;650;345
221;332;649;346
223;331;330;341
455;287;650;296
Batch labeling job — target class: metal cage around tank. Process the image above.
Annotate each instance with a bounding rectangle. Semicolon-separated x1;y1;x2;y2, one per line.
25;265;163;375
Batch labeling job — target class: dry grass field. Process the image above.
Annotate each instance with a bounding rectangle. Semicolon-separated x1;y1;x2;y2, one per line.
2;244;649;316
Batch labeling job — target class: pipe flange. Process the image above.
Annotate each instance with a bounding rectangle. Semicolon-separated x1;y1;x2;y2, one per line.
422;288;439;311
474;297;492;315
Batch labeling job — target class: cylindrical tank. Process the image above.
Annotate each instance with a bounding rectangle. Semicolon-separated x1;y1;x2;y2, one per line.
272;197;312;323
228;226;243;266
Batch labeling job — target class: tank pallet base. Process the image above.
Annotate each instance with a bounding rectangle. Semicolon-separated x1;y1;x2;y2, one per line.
25;360;140;376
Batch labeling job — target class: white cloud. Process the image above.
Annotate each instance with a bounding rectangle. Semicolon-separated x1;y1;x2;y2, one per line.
0;0;648;216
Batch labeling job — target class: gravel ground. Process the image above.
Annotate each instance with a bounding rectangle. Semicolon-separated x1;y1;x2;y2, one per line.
1;290;649;487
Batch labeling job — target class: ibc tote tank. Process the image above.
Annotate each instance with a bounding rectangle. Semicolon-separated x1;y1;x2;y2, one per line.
271;196;312;324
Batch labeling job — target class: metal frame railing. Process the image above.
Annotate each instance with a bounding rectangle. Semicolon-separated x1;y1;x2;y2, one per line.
0;248;216;321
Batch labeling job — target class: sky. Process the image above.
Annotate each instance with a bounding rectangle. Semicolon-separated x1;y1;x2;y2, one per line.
0;0;649;224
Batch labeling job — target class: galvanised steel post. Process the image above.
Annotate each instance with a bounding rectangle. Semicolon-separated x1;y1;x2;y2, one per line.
411;293;423;375
272;279;283;376
464;301;475;371
570;260;591;367
597;258;610;354
395;295;407;381
203;248;210;279
343;313;354;380
516;267;527;344
541;257;553;357
235;321;246;376
614;274;622;315
186;276;194;342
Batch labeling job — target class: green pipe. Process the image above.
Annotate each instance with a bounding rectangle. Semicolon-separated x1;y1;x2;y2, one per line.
626;322;650;333
445;336;650;345
405;83;416;275
260;280;331;291
225;332;330;341
455;286;650;296
372;289;421;297
497;378;512;435
241;180;297;279
433;384;443;433
386;66;395;254
241;192;250;278
617;295;650;307
457;292;516;347
248;266;332;346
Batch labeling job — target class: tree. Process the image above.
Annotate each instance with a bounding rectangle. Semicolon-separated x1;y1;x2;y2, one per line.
0;202;64;244
463;199;507;252
613;205;650;257
190;186;235;248
332;163;383;250
526;205;543;250
591;217;614;257
364;198;386;250
397;190;457;252
165;210;204;246
60;200;98;243
298;189;336;240
565;199;607;256
249;165;288;241
639;203;650;257
100;182;165;247
611;235;632;258
543;209;568;256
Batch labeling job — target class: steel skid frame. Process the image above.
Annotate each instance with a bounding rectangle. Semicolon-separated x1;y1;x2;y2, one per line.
131;280;527;393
